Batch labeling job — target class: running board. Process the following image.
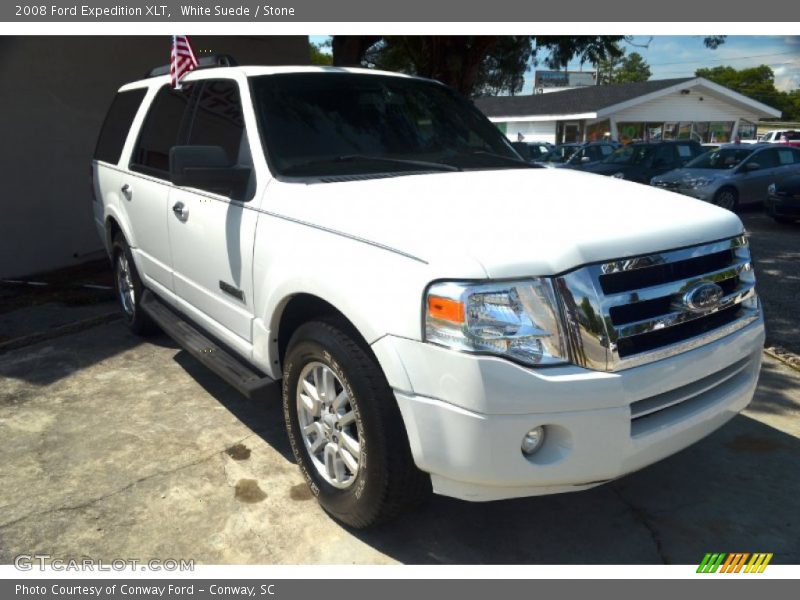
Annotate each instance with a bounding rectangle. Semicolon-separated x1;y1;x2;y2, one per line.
140;290;275;401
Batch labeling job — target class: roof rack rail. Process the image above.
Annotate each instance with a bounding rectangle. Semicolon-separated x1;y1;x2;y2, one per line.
145;54;238;78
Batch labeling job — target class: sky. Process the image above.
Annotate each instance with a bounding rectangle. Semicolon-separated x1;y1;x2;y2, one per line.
309;35;800;92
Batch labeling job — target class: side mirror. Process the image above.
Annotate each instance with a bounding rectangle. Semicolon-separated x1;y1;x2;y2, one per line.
743;162;761;172
169;145;251;198
580;156;591;164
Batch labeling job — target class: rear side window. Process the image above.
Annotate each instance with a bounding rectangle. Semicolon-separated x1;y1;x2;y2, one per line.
94;89;146;164
776;149;796;165
130;84;195;178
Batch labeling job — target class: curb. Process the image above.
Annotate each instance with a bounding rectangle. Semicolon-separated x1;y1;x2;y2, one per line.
0;312;122;355
764;346;800;373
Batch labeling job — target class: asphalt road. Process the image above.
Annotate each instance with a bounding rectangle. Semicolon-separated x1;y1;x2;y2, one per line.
740;209;800;355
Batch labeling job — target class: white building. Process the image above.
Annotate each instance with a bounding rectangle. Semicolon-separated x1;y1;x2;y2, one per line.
475;77;782;146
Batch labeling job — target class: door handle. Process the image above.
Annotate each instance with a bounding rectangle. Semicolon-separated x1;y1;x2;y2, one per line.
121;184;132;199
172;201;189;220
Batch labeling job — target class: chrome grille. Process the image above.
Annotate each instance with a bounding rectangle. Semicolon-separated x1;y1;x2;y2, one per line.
556;235;760;371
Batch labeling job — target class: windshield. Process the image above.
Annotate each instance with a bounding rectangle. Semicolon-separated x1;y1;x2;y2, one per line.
604;144;655;165
541;145;579;163
685;148;754;169
250;73;527;177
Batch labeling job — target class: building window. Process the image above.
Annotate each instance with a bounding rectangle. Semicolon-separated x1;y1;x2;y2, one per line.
645;123;663;141
662;122;679;140
617;122;644;144
708;121;734;144
738;120;757;141
585;119;611;142
677;122;693;140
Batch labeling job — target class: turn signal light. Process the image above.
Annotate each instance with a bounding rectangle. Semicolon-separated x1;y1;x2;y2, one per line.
428;296;465;324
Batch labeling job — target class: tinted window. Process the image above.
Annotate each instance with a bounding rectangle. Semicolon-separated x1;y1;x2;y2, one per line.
130;85;195;177
686;148;753;169
753;149;780;169
187;80;247;164
654;145;676;165
182;79;254;200
251;73;522;177
95;89;146;164
776;148;797;166
606;144;655;165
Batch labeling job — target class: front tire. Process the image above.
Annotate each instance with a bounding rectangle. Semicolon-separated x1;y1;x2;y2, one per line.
282;319;430;528
112;234;158;336
713;187;739;211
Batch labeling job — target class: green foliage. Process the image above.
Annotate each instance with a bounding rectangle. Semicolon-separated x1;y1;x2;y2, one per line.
695;64;800;120
615;52;652;83
329;35;727;98
309;42;332;66
597;48;651;84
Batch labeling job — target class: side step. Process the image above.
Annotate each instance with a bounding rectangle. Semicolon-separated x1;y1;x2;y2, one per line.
141;290;275;401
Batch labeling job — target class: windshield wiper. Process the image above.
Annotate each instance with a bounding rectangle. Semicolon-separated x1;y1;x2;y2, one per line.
313;154;460;172
468;150;540;167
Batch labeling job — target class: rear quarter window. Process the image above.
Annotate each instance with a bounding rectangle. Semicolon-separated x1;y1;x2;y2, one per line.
94;89;147;165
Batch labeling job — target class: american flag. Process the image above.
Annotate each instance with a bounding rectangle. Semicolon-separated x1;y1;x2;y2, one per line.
170;35;198;89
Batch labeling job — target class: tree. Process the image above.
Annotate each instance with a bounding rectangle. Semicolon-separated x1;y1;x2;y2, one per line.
597;48;651;84
615;52;651;83
309;42;332;66
329;35;723;98
333;35;623;97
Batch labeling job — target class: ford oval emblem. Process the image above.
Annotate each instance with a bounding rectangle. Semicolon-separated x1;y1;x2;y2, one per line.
682;282;724;313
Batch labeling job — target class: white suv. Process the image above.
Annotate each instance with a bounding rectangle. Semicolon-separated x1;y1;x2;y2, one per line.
92;63;765;527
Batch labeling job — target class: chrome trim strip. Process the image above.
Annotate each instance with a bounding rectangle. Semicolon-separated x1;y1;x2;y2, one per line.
612;284;756;340
600;260;753;308
598;235;747;275
612;312;760;371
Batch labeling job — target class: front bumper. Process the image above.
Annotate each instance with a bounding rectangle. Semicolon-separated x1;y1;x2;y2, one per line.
372;316;764;501
766;193;800;219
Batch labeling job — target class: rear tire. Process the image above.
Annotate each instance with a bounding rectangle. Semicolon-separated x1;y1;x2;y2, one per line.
111;234;158;336
713;187;739;211
282;319;431;528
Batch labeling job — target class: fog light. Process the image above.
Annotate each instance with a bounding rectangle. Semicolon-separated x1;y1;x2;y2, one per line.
521;426;545;456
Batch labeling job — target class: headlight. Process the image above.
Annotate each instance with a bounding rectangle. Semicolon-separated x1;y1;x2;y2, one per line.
424;280;567;366
687;177;716;189
611;172;625;179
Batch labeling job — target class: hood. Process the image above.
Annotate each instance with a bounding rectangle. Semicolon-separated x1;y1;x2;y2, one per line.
266;168;745;279
654;168;734;183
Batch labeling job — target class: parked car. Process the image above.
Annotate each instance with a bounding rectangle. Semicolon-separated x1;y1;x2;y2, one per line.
556;141;620;170
651;144;800;210
581;140;704;183
758;130;800;147
93;61;764;528
511;141;553;163
766;175;800;223
536;142;583;166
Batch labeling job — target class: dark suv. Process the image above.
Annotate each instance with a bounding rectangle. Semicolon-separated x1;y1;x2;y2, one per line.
582;140;704;183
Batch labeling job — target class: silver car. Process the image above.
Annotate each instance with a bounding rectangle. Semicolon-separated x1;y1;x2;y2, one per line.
651;143;800;210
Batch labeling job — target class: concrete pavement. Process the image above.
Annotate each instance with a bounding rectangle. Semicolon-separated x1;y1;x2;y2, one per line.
1;323;798;564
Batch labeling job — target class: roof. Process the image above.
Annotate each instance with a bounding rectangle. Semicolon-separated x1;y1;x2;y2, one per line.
121;65;418;91
474;78;694;118
474;77;782;120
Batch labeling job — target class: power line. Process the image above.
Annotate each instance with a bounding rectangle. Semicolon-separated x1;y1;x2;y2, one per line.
647;50;799;68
